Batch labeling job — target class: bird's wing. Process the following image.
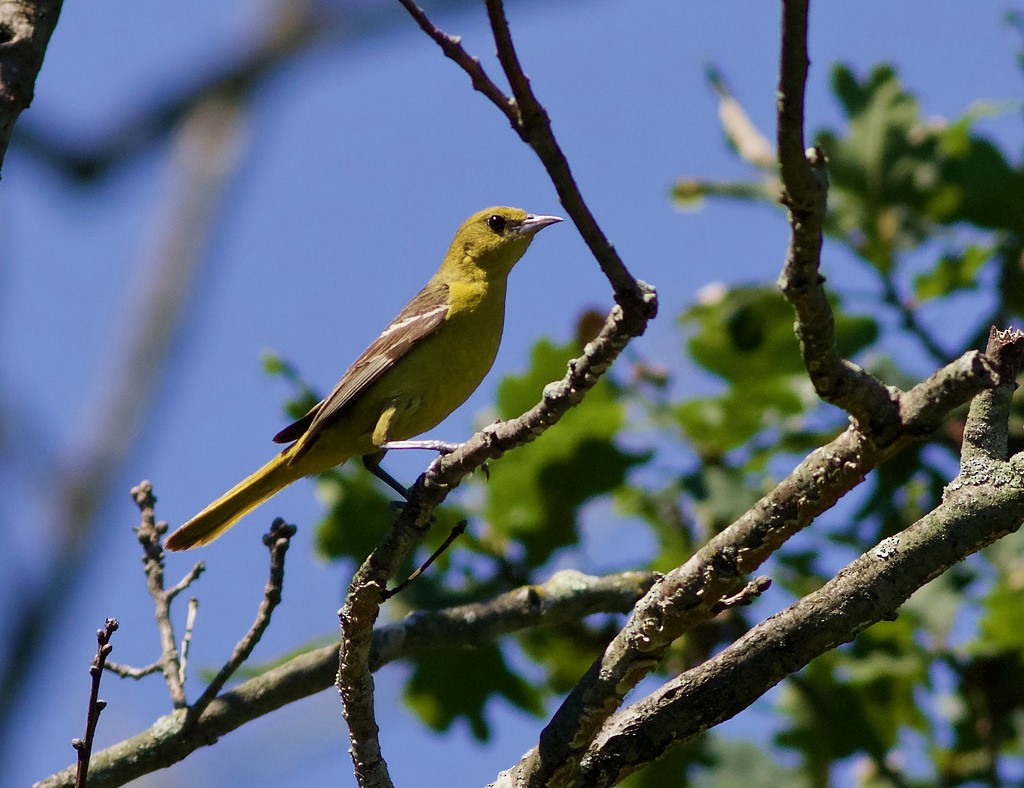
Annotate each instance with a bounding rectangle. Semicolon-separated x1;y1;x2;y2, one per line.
273;282;450;448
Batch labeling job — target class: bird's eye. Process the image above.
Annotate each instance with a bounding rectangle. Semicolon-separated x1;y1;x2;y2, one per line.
487;214;507;234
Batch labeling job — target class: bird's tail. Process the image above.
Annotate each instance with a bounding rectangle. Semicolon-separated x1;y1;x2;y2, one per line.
165;451;306;551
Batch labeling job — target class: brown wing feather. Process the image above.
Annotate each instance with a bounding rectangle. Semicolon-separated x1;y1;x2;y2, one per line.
273;282;451;453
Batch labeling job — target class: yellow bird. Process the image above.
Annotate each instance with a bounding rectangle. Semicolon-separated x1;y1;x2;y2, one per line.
165;207;561;550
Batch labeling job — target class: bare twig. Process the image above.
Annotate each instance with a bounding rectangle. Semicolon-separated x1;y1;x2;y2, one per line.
484;0;648;304
187;518;296;719
178;598;200;686
0;66;248;743
400;0;653;307
103;661;162;680
709;575;772;615
39;570;653;786
398;0;516;123
381;519;468;600
72;618;118;788
132;481;202;708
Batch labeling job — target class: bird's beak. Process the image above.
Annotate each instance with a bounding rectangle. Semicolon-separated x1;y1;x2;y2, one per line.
518;214;563;236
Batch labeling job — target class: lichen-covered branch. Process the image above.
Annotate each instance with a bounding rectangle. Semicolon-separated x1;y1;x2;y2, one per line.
36;570;653;787
494;348;999;788
577;334;1024;785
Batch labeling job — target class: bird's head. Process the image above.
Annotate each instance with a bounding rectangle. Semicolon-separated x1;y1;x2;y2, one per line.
446;206;562;280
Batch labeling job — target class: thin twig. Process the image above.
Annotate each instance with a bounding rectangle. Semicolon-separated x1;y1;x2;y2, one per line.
178;598;199;686
187;519;296;719
0;64;248;743
400;0;652;306
132;481;201;708
72;618;119;788
398;0;516;123
104;661;162;680
709;575;772;615
484;0;647;302
381;519;468;600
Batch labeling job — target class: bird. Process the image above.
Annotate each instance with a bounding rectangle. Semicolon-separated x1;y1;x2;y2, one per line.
165;206;562;550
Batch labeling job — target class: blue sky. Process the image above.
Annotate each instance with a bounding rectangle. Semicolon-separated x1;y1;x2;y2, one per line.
5;2;1022;785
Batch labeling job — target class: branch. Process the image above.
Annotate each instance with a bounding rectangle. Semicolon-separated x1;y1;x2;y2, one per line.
484;0;646;304
331;24;661;774
71;618;118;788
578;334;1024;783
774;0;900;439
398;0;515;124
0;0;63;172
498;347;999;786
487;2;1001;781
0;67;249;742
131;481;202;707
37;570;653;787
188;519;296;718
400;0;654;308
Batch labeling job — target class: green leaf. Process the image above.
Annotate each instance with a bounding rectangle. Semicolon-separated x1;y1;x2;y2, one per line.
684;287;806;383
817;65;944;268
937;119;1024;233
777;622;928;776
913;245;992;301
677;285;876;453
975;575;1024;652
404;644;543;741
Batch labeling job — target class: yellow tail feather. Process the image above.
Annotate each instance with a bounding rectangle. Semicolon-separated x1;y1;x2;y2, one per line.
165;451;305;550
